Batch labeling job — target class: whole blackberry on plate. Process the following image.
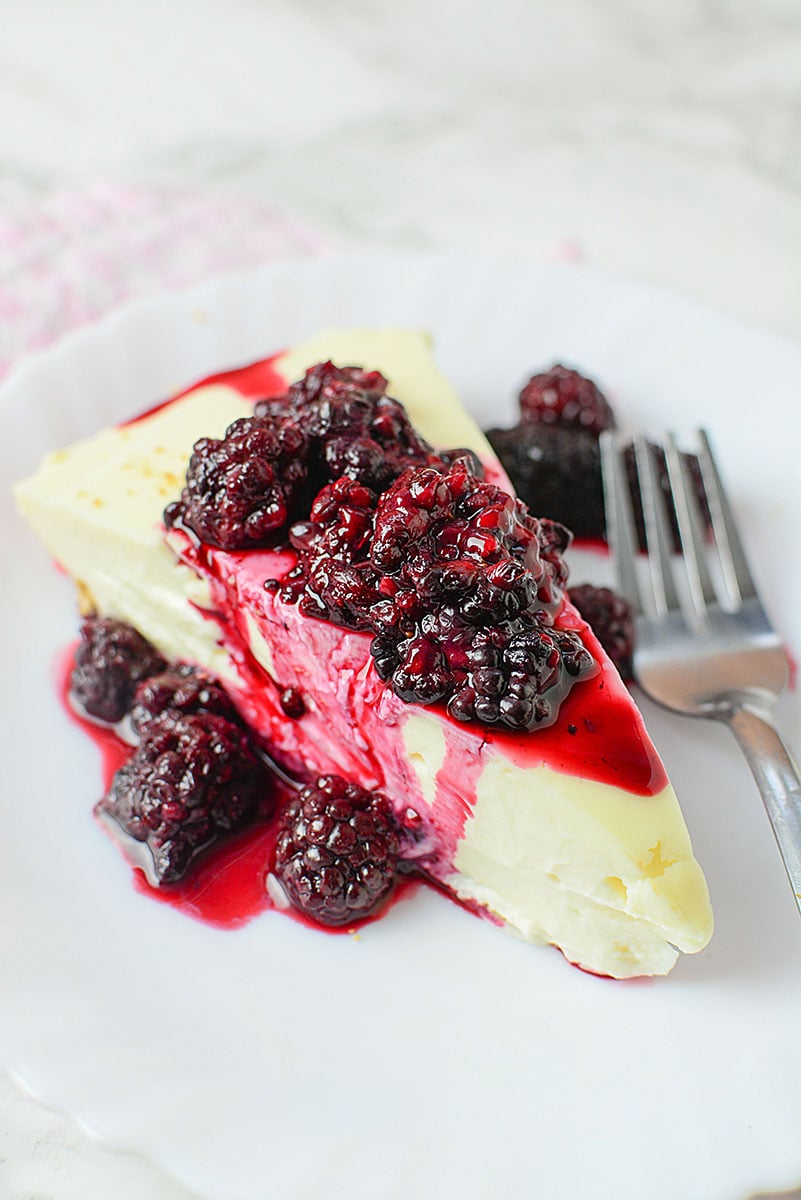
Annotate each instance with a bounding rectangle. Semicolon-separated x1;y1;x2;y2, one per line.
100;710;271;885
488;366;711;548
570;584;635;682
273;775;401;926
519;364;615;434
622;441;711;553
71;617;167;724
486;423;605;539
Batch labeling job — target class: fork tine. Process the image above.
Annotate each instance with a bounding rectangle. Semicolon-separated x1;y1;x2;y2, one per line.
633;436;680;617
663;433;717;627
599;431;642;614
697;428;757;605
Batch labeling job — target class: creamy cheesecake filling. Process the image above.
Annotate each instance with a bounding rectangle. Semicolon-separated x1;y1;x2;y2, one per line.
15;327;713;976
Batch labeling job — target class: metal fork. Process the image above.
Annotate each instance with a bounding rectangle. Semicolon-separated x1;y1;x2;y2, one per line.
600;429;801;916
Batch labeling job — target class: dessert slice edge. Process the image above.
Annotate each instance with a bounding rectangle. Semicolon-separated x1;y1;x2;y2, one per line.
14;327;713;977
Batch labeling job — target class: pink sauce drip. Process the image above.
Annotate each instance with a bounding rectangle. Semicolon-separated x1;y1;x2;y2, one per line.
574;962;654;985
133;817;278;928
173;352;289;403
120;351;287;427
481;668;667;795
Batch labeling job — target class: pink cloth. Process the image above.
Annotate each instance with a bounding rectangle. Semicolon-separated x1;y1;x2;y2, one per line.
0;183;329;378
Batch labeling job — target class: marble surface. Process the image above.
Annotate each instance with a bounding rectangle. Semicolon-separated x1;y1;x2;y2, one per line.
1;1;800;1197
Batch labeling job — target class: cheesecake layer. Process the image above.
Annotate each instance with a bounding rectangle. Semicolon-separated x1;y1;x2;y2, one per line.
15;328;713;976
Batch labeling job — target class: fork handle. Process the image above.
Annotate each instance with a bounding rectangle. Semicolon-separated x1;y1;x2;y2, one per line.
726;705;801;916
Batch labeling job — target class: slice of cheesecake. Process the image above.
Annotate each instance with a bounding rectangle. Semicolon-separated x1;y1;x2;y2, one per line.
15;329;713;978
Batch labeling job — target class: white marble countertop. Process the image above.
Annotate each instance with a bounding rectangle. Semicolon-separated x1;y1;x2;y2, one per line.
1;1;799;1197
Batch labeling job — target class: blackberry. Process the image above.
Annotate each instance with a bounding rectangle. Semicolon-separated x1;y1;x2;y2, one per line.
487;416;713;550
273;775;401;926
570;584;635;681
256;361;438;494
100;710;270;885
623;442;711;554
289;476;383;627
391;635;452;704
290;476;377;563
165;361;451;554
287;457;593;730
301;557;382;630
256;361;388;419
486;423;605;539
71;617;166;724
519;363;616;434
386;610;593;730
129;663;240;737
371;460;567;619
165;416;309;550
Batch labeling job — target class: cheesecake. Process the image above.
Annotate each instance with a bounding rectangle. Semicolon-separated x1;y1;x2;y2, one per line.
15;329;713;978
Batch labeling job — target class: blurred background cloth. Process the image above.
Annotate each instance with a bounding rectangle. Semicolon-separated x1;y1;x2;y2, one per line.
0;183;584;378
0;183;327;376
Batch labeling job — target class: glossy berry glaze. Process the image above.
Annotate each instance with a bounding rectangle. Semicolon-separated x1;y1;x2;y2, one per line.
122;353;288;427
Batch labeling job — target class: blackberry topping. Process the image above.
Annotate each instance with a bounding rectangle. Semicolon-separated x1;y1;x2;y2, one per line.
519;364;616;434
161;360;599;731
71;617;167;724
373;609;591;727
100;710;270;885
256;360;440;494
286;458;594;730
256;361;388;419
288;476;383;628
369;461;569;619
273;775;401;926
165;416;308;550
130;663;240;737
166;363;445;550
570;584;635;682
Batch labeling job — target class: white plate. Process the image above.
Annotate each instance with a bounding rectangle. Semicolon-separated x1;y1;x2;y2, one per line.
2;253;801;1200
